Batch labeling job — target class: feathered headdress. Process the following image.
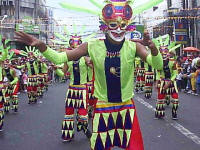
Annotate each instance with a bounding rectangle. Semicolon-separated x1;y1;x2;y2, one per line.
19;46;39;57
51;25;96;48
60;0;164;32
152;34;181;55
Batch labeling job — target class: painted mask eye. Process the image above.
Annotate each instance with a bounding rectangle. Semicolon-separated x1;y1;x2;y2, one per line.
108;22;118;29
78;40;82;45
120;23;127;30
103;4;114;19
123;5;132;20
69;39;74;45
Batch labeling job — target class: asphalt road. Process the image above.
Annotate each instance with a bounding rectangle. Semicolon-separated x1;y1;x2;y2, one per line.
0;83;200;150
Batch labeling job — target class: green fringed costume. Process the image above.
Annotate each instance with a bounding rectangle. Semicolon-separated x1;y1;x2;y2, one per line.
17;46;40;104
154;35;180;119
0;37;9;131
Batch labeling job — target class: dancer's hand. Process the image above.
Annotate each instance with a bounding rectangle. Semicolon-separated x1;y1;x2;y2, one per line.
132;31;158;56
15;31;47;52
131;31;155;49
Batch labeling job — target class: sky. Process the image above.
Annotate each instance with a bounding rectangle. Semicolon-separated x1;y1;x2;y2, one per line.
46;0;152;19
46;0;153;22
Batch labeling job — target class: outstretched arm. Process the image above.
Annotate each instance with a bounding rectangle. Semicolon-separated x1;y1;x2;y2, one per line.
42;43;88;64
15;32;88;64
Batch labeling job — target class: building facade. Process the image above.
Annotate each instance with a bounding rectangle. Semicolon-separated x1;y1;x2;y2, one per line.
142;0;200;49
0;0;53;49
190;0;200;48
141;0;168;38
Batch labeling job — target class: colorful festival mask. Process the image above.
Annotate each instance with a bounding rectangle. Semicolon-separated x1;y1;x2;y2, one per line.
69;35;82;48
101;0;133;31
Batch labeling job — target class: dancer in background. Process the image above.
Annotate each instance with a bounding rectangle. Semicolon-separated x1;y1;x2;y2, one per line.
17;46;39;104
135;58;145;93
0;37;8;131
54;34;93;142
3;55;19;113
144;57;154;99
154;35;180;119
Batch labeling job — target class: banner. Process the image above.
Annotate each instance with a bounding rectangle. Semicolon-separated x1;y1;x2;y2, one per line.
131;25;144;40
174;23;188;44
16;16;40;34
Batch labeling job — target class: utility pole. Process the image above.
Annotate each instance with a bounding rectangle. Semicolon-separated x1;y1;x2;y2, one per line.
0;15;8;36
16;0;20;20
34;0;37;19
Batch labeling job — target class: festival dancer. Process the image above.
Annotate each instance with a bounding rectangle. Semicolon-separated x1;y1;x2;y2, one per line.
11;58;21;94
154;36;180;120
36;55;48;98
54;35;92;142
0;37;8;131
17;46;39;104
135;58;145;93
15;0;164;149
134;57;140;82
144;61;154;99
3;54;19;113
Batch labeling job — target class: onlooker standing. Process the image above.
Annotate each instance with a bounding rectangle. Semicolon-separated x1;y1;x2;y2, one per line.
195;60;200;96
186;59;192;93
189;68;197;95
182;62;189;92
176;69;183;91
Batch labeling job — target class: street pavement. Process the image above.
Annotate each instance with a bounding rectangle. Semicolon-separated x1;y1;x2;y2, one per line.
0;83;200;150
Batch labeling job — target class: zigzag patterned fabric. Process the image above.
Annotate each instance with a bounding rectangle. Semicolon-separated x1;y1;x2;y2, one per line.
62;84;88;141
91;99;136;150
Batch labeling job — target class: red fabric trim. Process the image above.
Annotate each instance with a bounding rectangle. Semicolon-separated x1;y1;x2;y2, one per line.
12;81;19;95
0;102;3;108
65;107;74;115
95;106;135;114
145;83;153;86
171;93;178;99
27;86;37;92
127;105;144;150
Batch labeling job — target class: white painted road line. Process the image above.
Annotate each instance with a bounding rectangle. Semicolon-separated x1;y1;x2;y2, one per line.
135;96;200;145
171;122;200;145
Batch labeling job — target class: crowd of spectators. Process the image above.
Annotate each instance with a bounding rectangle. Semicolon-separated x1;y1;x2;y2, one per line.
176;54;200;96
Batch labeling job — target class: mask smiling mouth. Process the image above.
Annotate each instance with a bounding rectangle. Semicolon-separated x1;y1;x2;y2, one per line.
4;65;9;68
111;31;125;38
